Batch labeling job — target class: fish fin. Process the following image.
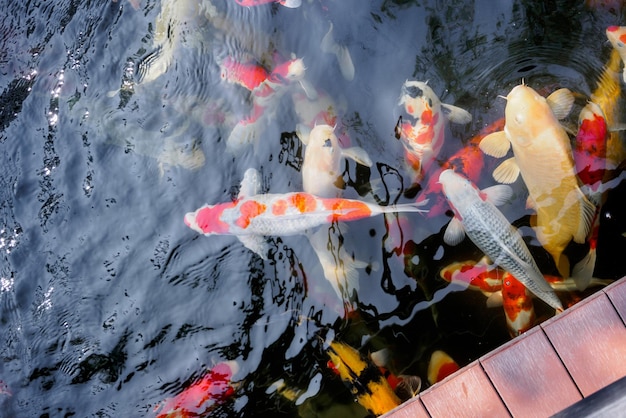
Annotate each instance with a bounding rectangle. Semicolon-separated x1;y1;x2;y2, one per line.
570;248;596;291
298;78;318;100
281;0;302;7
441;103;472;124
480;131;511;158
573;192;596;244
526;195;537;210
492;157;520;184
370;348;391;368
296;124;311;146
320;22;355;81
481;184;513;206
486;291;503;308
341;146;373;167
443;217;465;246
238;235;269;259
226;120;262;154
546;88;574;120
239;168;262;198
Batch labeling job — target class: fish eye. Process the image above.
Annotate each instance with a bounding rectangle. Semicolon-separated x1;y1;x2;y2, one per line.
428;98;433;107
394;116;402;139
324;138;332;147
405;85;423;99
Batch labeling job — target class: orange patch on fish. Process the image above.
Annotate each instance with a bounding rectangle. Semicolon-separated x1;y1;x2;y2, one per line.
235;200;267;229
195;202;237;234
323;199;373;222
272;199;289;216
289;193;317;213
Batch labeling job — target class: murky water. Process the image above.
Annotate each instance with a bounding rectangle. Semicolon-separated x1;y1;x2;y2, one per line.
1;0;625;416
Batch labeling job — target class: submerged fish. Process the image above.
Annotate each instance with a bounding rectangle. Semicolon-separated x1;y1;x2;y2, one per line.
439;169;563;311
606;26;626;83
480;85;595;280
575;101;608;199
427;350;460;385
397;81;472;182
501;273;535;337
155;361;238;418
320;22;355;81
301;124;372;198
184;168;428;258
219;56;270;91
326;341;401;416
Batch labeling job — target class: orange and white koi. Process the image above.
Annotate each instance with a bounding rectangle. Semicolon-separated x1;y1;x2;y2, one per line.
155;361;238;418
326;341;401;416
439;257;504;294
396;81;472;182
235;0;301;8
427;350;460;385
501;273;536;337
370;348;421;401
219;56;270;91
575;101;608;199
184;168;428;258
606;26;626;83
439;169;563;311
480;84;596;280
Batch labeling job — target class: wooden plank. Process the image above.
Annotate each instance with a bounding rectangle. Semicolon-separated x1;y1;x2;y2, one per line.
382;396;430;418
552;374;626;417
419;362;510;418
480;327;581;417
542;291;626;396
605;278;626;325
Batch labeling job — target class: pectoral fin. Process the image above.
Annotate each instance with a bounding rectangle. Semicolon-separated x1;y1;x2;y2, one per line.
481;184;513;206
493;157;520;184
341;146;373;167
239;168;262;198
441;103;472;124
320;22;355;81
443;217;465;246
238;235;269;259
546;88;574;120
480;131;511;158
296;124;311;146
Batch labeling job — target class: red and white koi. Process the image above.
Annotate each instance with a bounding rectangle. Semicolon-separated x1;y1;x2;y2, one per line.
501;273;535;337
155;361;238;418
184;168;428;258
397;81;472;182
235;0;301;8
606;26;626;83
438;169;563;311
575;101;609;200
480;84;596;280
439;256;504;294
219;56;270;91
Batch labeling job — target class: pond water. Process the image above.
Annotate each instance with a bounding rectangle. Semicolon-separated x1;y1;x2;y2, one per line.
1;0;625;416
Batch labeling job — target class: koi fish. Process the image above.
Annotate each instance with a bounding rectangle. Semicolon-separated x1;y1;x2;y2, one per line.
369;348;422;401
396;81;472;182
427;350;460;385
439;256;504;294
320;22;355;81
418;118;504;217
606;26;626;83
326;341;401;416
438;169;563;311
235;0;301;8
184;168;428;259
575;101;608;200
480;84;596;281
301;124;372;198
501;273;535;337
219;56;270;91
155;361;238;418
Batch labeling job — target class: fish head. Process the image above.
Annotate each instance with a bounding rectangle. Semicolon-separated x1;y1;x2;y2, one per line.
184;202;235;235
438;169;478;210
303;124;340;173
399;80;441;122
504;84;552;147
606;26;626;56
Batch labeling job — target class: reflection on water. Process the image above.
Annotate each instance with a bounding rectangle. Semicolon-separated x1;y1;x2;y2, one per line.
1;0;625;416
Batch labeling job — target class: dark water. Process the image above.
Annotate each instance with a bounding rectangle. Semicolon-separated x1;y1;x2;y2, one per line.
1;0;625;416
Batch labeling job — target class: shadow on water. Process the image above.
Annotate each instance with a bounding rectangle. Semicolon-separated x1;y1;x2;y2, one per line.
0;0;625;416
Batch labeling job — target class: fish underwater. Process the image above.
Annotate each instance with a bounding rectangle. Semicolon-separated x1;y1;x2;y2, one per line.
397;81;472;183
326;341;401;416
438;169;563;311
501;272;535;337
300;124;372;198
480;84;596;281
606;26;626;83
320;22;355;81
184;168;428;259
427;350;460;386
155;361;238;418
234;0;302;8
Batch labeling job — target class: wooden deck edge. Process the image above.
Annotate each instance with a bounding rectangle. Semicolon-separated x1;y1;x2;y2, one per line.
383;276;626;418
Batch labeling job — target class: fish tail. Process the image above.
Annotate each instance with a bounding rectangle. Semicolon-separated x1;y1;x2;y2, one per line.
385;199;430;214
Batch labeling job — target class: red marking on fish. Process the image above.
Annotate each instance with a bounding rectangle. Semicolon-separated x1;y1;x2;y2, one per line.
235;200;267;229
435;362;460;383
192;202;237;234
156;363;235;418
574;103;608;190
220;56;269;91
323;198;373;222
272;199;289;216
502;273;535;337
